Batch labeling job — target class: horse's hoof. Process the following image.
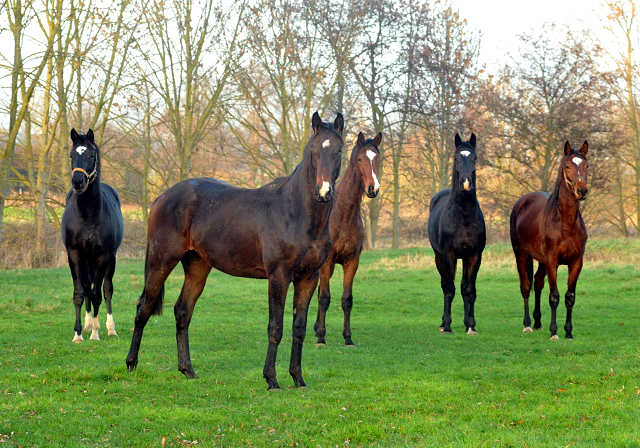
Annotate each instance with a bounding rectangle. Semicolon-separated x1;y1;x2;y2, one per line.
72;332;84;343
442;330;452;335
315;342;326;347
523;327;533;333
345;342;356;347
108;331;118;337
438;326;444;332
106;314;117;336
126;359;137;371
90;332;100;341
467;328;477;336
268;386;281;392
550;335;559;341
533;326;543;331
565;335;574;340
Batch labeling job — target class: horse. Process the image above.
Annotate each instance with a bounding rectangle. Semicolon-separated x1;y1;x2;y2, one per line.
313;131;382;346
125;112;344;390
61;129;124;342
428;133;486;335
510;141;589;340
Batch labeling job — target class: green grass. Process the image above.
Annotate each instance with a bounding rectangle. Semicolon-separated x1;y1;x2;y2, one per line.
1;243;639;447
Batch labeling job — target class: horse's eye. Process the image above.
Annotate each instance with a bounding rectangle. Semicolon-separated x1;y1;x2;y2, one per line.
337;147;342;155
358;158;362;162
565;165;570;169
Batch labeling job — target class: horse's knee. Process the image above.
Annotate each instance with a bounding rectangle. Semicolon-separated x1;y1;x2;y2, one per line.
341;294;353;312
565;292;576;309
318;291;331;310
549;291;560;308
267;322;283;344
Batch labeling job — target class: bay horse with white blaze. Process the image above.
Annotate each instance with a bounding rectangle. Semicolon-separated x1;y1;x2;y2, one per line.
126;112;344;390
313;131;382;346
510;141;589;340
428;133;486;335
61;129;124;342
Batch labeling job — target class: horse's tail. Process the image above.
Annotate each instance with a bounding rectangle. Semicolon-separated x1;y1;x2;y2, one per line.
141;243;165;316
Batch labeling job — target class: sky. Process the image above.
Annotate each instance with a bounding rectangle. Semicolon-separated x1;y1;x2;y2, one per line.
450;0;612;68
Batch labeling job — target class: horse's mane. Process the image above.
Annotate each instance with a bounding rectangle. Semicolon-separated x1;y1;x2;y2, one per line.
544;158;565;216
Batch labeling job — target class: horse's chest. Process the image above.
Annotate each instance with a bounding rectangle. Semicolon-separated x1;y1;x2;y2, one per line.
294;236;332;278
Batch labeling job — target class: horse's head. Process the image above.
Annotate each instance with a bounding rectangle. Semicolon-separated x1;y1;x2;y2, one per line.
69;128;99;194
453;133;478;193
352;131;382;198
562;141;589;201
309;111;344;202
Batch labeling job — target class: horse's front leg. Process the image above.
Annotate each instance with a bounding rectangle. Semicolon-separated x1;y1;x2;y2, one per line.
89;256;109;340
67;251;89;343
545;259;561;340
533;263;547;330
174;252;211;379
513;249;533;332
341;257;360;346
290;274;319;388
439;249;457;334
461;252;482;335
264;271;289;390
564;258;583;339
313;260;335;345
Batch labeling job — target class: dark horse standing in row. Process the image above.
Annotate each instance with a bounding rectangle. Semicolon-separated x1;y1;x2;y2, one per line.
428;133;486;335
126;112;344;390
61;129;124;342
510;141;589;340
314;131;382;346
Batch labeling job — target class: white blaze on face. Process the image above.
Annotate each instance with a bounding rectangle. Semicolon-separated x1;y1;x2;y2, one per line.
572;157;583;166
366;150;380;190
76;146;87;155
319;181;331;197
322;139;331;148
463;180;470;190
460;150;471;157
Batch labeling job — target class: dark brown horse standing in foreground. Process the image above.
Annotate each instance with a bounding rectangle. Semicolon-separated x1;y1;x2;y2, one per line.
61;129;124;342
510;141;589;340
126;112;344;390
428;133;486;335
313;131;382;346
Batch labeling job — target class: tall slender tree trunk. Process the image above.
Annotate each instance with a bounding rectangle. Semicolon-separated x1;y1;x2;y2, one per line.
615;153;629;236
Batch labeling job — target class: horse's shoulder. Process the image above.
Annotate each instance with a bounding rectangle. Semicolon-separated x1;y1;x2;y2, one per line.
429;188;451;211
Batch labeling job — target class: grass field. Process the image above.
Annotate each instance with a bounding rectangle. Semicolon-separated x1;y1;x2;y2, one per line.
1;241;639;447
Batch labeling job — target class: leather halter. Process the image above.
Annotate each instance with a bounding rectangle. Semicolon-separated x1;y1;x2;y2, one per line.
72;158;98;185
562;162;586;190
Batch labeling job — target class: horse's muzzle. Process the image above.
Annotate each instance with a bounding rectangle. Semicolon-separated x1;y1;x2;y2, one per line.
72;171;88;193
367;185;379;198
315;183;333;202
576;186;589;201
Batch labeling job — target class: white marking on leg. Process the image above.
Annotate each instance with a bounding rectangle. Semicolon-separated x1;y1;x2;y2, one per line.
90;315;100;340
550;335;559;341
72;332;83;343
572;157;583;166
322;139;331;148
106;313;117;336
523;326;533;333
83;311;93;332
366;151;380;190
460;150;471;157
319;181;330;197
467;328;477;335
76;146;87;155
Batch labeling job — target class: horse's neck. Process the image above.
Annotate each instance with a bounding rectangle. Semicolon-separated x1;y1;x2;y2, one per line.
555;180;581;227
288;158;332;234
449;178;478;211
333;164;363;222
76;179;102;221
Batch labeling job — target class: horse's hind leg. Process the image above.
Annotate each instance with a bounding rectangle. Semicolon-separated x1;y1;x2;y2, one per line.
290;274;319;388
515;250;534;332
174;251;211;379
314;260;335;345
533;263;546;330
461;252;482;335
434;251;446;331
89;256;109;340
126;252;180;371
340;257;360;346
545;259;561;340
104;254;117;336
564;258;583;339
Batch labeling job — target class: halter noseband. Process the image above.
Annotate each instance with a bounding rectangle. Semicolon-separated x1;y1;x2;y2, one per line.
72;158;98;185
562;163;586;190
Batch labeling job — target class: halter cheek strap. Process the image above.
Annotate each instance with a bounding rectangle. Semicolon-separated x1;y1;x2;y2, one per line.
563;168;586;189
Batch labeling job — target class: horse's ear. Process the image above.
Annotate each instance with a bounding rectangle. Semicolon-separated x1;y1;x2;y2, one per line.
312;112;322;133
334;113;344;135
454;133;462;147
87;129;95;143
357;132;365;147
580;141;588;155
70;128;78;143
470;133;476;148
564;141;571;155
373;132;383;147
